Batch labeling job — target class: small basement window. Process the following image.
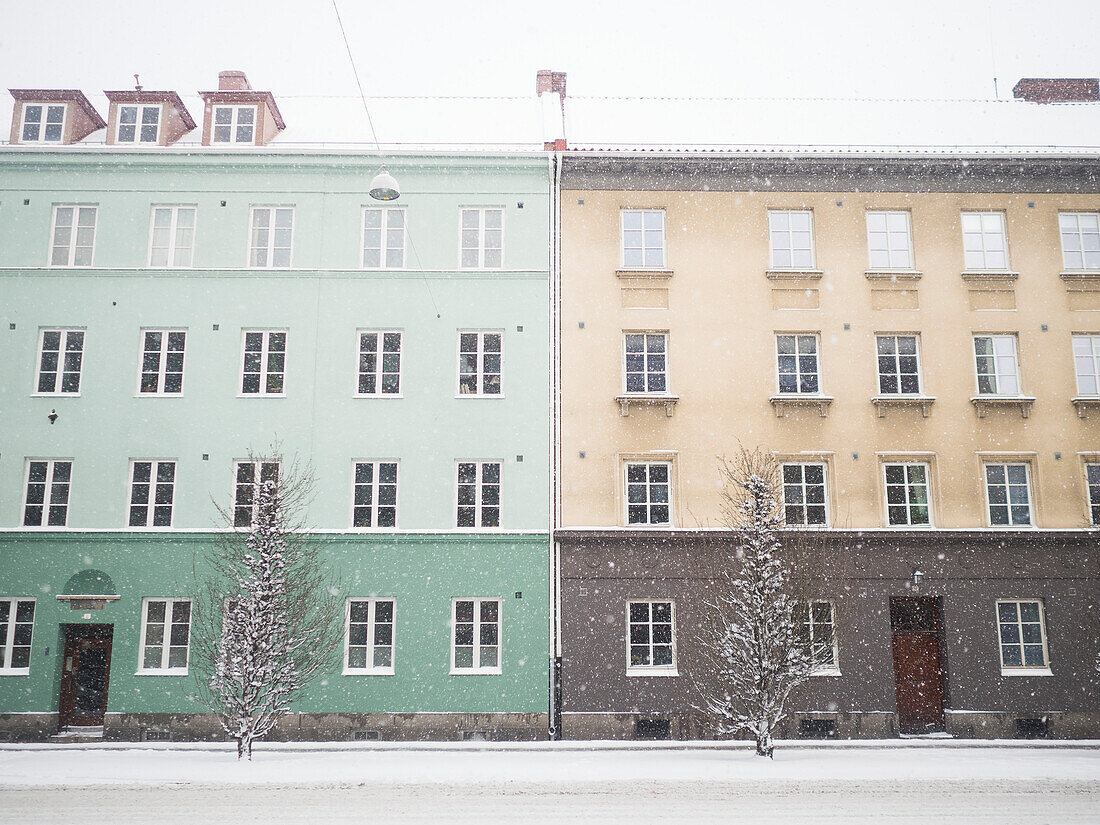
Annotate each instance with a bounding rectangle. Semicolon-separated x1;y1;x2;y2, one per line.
635;718;671;740
799;719;837;739
1015;718;1048;739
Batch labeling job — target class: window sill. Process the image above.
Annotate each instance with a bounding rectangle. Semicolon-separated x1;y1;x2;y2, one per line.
616;394;680;417
811;668;842;677
623;522;674;529
766;269;823;281
135;669;189;677
616;268;673;280
970;396;1036;418
871;395;936;418
31;392;81;398
134;393;184;399
865;270;922;282
343;668;396;677
454;394;505;400
1071;396;1100;419
960;271;1019;285
626;668;679;677
354;393;404;400
999;667;1052;677
0;670;31;677
769;394;834;418
236;393;287;399
1060;271;1100;289
449;668;502;676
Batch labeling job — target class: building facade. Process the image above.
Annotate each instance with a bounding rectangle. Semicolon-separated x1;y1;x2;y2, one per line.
554;154;1100;740
0;80;553;740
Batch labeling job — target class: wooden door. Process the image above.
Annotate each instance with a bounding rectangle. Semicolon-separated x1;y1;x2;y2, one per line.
890;598;945;733
59;626;113;729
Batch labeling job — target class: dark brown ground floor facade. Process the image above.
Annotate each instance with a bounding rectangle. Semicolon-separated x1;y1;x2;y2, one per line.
553;529;1099;740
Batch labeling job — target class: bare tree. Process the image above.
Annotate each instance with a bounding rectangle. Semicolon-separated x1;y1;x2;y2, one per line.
694;447;826;757
191;451;344;759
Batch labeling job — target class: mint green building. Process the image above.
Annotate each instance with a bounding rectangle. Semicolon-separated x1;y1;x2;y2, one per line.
0;78;553;740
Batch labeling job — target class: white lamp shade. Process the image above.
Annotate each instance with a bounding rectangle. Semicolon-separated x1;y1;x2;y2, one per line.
369;169;400;201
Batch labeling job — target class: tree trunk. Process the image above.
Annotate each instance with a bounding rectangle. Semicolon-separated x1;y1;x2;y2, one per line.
755;726;774;758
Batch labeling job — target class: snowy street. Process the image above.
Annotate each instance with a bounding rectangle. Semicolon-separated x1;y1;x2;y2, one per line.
1;741;1097;824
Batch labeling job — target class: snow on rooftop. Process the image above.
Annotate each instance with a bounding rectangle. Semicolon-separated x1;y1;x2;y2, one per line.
2;89;1098;155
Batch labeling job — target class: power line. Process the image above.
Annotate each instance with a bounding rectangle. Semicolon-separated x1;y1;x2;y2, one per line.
330;0;383;155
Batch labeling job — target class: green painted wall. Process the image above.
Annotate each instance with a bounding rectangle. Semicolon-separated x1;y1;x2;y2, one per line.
0;151;552;723
0;533;549;714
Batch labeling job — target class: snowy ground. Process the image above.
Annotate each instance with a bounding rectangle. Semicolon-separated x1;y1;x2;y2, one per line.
1;740;1097;824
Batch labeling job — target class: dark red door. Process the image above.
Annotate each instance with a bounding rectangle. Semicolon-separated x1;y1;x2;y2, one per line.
59;625;113;729
890;598;945;733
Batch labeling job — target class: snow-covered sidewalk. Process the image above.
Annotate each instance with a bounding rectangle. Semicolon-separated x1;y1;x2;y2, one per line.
1;741;1097;824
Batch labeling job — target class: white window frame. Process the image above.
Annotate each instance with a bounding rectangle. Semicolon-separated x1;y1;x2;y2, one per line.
351;460;399;530
624;460;673;527
356;330;403;397
1086;462;1100;527
137;598;192;675
127;460;177;529
148;205;196;268
983;462;1034;528
883;462;932;527
768;209;816;270
344;598;396;675
620;209;667;269
34;328;85;396
456;330;503;397
361;206;406;269
1072;334;1100;397
626;599;677;676
797;600;840;675
458;207;504;270
239;329;287;396
875;333;923;396
623;332;670;394
116;103;161;144
995;599;1051;676
775;333;822;395
0;598;36;675
137;328;186;395
866;210;914;270
22;459;72;528
21;103;66;143
49;205;97;267
211;105;257;145
248;206;294;268
973;334;1022;396
450;597;502;675
455;461;502;529
961;211;1010;271
1058;212;1100;271
781;462;829;527
232;460;280;528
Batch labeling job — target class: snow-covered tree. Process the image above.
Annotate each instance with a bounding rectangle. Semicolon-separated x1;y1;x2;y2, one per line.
192;452;343;759
694;448;826;757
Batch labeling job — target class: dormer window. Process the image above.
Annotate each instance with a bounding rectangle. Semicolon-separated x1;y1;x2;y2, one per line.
117;104;160;143
22;104;66;142
212;105;256;144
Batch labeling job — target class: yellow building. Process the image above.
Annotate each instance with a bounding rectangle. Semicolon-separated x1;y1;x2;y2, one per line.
552;84;1100;740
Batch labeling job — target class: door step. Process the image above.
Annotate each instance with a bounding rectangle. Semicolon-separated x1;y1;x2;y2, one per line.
53;725;104;742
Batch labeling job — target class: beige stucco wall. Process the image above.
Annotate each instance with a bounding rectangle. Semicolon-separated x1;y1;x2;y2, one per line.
560;188;1100;529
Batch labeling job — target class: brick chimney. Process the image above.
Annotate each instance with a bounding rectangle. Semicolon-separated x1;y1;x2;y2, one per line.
537;70;567;151
1012;78;1099;103
536;70;567;99
218;71;253;91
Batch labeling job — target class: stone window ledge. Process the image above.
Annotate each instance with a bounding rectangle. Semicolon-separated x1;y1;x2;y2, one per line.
769;394;834;418
871;395;936;418
961;271;1019;286
970;395;1036;418
1071;396;1100;418
616;394;680;417
766;269;824;282
1061;272;1100;290
616;269;673;280
865;270;922;282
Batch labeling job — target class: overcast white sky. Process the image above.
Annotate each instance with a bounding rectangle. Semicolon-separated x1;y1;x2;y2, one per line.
1;0;1096;100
